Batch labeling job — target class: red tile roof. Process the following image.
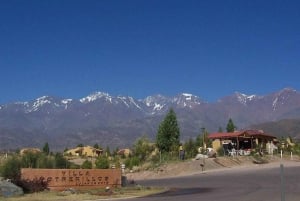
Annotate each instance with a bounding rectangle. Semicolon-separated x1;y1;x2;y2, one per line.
208;130;276;139
208;131;245;139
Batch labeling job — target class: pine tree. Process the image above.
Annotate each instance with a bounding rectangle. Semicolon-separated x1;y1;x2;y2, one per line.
156;108;180;153
42;142;50;155
226;118;236;132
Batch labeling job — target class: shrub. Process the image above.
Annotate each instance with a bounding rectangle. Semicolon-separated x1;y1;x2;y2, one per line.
216;147;225;156
81;160;93;169
16;177;49;193
0;156;22;182
95;156;110;169
124;156;140;170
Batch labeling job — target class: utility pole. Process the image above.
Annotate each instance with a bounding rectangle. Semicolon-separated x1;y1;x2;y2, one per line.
201;127;206;150
201;127;206;171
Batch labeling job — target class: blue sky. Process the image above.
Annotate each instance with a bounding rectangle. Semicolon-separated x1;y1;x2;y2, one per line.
0;0;299;104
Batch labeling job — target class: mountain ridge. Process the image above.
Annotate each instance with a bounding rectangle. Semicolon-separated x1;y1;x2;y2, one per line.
1;88;300;151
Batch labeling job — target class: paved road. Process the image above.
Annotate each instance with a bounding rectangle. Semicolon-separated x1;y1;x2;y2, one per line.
132;162;300;201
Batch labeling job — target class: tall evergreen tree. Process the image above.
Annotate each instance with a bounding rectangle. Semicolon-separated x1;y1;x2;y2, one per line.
156;108;180;153
42;142;50;155
226;118;236;132
93;143;100;149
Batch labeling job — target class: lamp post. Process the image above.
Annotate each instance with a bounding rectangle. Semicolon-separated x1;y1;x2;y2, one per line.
201;127;206;150
201;127;206;171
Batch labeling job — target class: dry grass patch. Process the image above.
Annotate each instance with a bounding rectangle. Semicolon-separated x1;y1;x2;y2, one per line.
1;186;166;201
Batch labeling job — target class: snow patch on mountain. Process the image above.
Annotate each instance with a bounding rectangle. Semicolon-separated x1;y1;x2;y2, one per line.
235;92;257;105
143;95;169;113
271;88;296;110
173;93;203;108
61;99;72;109
153;103;165;111
182;93;193;100
128;97;142;109
272;97;279;110
117;96;140;109
80;92;112;103
61;99;72;104
31;96;52;111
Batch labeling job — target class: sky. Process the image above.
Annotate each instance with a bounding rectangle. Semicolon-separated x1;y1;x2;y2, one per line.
0;0;299;104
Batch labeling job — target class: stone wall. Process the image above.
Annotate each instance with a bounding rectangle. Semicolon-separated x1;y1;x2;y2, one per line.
21;168;122;190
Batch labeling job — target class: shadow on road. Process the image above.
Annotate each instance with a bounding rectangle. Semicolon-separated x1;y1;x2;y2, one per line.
146;187;214;197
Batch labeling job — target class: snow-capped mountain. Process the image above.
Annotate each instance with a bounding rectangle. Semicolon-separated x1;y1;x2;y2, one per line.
1;88;300;151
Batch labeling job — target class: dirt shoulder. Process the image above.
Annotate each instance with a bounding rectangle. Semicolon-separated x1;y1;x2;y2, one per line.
126;155;300;181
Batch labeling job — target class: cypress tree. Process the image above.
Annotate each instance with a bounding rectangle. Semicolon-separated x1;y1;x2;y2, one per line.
226;118;236;132
156;108;180;153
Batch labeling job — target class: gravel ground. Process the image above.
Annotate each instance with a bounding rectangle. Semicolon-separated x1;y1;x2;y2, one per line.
126;155;300;181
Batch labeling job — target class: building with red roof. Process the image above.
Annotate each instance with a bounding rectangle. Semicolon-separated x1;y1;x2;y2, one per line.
208;130;277;155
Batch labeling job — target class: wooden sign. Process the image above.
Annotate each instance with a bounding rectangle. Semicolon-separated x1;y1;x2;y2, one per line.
21;168;122;190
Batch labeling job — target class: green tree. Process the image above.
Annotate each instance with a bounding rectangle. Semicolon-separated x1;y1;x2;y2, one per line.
195;135;202;148
226;118;236;132
54;153;69;168
184;138;198;158
93;143;100;149
133;135;154;161
0;156;22;182
156;108;180;153
95;156;110;169
105;146;111;157
77;143;84;147
21;152;40;168
36;154;53;168
124;156;140;170
42;142;50;155
81;160;93;169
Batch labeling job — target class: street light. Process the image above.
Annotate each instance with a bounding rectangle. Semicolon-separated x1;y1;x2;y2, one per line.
201;127;205;150
200;127;206;171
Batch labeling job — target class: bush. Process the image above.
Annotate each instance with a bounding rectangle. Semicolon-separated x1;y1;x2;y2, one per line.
0;156;22;182
15;177;49;193
95;156;110;169
216;147;225;156
124;156;140;170
81;160;93;169
150;153;160;164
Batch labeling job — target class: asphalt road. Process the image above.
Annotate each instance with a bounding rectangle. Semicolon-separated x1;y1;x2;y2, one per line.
132;162;300;201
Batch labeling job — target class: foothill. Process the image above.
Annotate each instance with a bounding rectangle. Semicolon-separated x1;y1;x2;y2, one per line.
0;109;300;200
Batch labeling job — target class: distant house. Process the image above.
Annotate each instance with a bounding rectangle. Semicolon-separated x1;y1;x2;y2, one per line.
208;130;277;155
20;148;41;155
65;146;103;157
117;148;132;157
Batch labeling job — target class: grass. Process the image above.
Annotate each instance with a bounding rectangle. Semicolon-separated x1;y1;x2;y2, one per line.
1;186;167;201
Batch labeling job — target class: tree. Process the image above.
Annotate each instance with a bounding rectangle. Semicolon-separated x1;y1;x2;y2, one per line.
105;146;111;157
42;142;50;155
21;152;40;168
156;108;180;153
95;156;110;169
77;143;84;147
0;156;22;182
184;138;198;159
93;143;100;149
226;118;236;132
133;135;154;161
81;160;93;169
54;153;69;168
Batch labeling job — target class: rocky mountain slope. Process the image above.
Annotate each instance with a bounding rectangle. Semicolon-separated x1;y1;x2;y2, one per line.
1;88;300;151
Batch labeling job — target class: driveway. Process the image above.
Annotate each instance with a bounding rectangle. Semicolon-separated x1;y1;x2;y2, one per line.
132;161;300;201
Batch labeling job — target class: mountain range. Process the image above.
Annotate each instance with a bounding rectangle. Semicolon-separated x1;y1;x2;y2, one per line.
1;88;300;151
